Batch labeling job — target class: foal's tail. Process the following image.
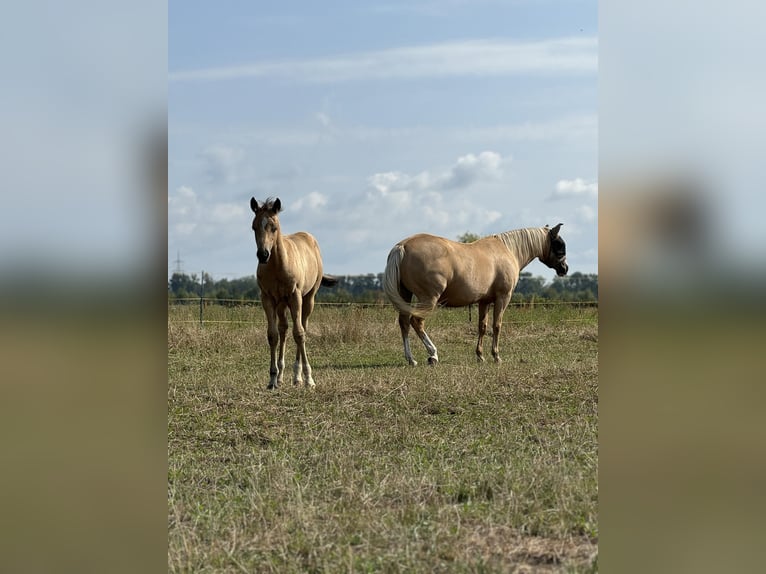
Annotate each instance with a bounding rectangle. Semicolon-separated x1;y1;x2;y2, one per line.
383;245;432;318
321;274;339;287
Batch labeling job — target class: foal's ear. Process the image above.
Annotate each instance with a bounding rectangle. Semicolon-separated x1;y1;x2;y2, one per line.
272;197;282;213
250;197;259;213
549;223;563;238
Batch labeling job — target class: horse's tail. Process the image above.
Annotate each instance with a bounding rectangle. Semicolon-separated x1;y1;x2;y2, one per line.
321;274;339;288
383;244;432;318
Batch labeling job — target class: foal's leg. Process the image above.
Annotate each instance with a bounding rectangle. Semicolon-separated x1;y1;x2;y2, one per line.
491;294;512;363
296;293;317;387
410;315;439;365
475;301;490;362
288;292;314;388
276;302;289;386
262;297;281;389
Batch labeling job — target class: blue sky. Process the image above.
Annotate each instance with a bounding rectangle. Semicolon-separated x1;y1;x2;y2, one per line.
169;0;598;280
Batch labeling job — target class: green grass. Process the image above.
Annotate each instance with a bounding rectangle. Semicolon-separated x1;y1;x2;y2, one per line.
168;304;598;572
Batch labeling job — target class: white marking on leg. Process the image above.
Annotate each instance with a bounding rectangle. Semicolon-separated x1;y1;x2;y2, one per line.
304;363;315;388
422;332;438;364
293;359;303;385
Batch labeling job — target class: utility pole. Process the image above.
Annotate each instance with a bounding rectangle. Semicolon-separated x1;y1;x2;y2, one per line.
199;270;204;326
173;251;184;275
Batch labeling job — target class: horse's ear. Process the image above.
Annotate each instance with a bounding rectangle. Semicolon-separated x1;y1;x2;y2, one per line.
250;197;259;213
549;223;563;238
272;197;282;213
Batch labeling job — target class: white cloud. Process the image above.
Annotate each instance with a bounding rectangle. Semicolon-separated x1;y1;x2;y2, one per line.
459;114;598;143
199;144;246;184
315;112;332;128
210;203;246;223
169;37;597;84
440;151;505;189
576;204;597;224
271;152;513;267
548;178;598;200
367;171;428;197
295;152;512;247
169;184;247;240
168;185;198;216
220;115;597;150
368;151;509;197
174;222;197;235
293;191;328;210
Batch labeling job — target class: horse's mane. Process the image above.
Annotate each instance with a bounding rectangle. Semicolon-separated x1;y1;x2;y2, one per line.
493;227;549;262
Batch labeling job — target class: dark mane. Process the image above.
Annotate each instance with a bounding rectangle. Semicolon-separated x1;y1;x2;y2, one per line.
261;197;279;211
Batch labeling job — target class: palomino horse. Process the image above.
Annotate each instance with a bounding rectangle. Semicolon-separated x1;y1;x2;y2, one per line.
250;197;337;389
383;225;568;365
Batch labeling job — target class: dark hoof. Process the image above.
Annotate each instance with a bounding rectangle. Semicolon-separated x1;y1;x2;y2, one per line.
267;383;278;390
427;357;439;366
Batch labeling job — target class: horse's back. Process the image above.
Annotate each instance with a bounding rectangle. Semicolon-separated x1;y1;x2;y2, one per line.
399;233;505;272
287;231;320;252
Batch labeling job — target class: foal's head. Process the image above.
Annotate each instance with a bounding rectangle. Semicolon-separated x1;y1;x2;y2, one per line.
250;197;282;264
541;223;569;277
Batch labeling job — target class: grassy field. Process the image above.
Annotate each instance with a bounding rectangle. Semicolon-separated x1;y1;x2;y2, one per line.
168;303;598;572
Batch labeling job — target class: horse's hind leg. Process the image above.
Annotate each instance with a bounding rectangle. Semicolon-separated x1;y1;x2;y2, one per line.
398;312;417;366
491;294;512;363
410;315;438;365
397;286;418;366
475;301;489;363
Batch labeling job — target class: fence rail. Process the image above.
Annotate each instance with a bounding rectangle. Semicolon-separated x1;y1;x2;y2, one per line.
168;297;598;326
168;297;598;307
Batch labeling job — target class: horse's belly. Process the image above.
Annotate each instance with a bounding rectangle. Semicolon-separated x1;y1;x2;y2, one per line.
439;285;484;307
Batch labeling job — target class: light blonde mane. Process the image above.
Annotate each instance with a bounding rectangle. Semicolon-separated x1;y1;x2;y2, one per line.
493;227;550;267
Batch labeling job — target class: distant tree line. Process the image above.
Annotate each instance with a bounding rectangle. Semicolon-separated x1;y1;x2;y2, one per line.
168;271;597;304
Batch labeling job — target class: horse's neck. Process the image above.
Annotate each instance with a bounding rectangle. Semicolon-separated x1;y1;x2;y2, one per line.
500;228;547;268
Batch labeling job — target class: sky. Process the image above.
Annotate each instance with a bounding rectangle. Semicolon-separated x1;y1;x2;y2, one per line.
168;0;598;281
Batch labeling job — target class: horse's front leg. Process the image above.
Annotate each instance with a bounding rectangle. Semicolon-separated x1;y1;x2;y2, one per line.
288;293;314;387
491;294;512;363
262;297;281;389
475;301;489;363
276;302;289;386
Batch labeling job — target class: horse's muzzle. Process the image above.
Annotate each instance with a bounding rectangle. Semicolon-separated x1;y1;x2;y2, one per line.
556;262;569;277
257;249;270;264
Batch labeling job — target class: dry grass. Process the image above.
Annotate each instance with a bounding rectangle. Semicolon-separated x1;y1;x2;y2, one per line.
168;304;598;572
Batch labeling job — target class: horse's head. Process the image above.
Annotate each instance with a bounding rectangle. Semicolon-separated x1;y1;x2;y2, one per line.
542;223;569;276
250;197;282;264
